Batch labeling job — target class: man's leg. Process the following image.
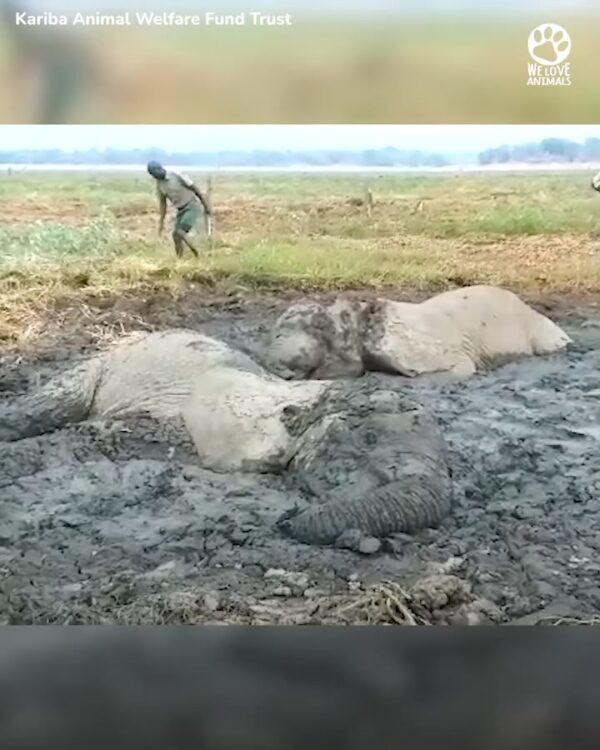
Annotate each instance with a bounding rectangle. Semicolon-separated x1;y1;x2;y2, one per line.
172;230;184;258
174;205;200;258
173;227;199;258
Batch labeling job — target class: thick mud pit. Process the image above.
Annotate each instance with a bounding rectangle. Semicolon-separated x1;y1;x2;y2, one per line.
1;290;600;625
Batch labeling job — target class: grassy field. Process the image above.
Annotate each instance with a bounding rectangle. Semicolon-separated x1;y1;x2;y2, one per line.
1;170;600;344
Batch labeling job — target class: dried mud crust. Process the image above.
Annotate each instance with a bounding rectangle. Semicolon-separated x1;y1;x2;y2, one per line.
1;291;600;625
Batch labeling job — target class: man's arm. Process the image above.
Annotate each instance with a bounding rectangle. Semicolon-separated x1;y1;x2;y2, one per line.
157;193;167;235
178;173;211;215
190;183;211;215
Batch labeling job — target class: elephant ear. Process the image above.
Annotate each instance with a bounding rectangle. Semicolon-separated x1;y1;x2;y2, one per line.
364;313;465;377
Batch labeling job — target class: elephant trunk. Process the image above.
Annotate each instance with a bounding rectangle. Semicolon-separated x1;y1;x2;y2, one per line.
278;472;452;546
0;360;102;442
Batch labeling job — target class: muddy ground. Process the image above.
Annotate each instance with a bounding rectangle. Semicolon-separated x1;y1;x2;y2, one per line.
1;286;600;625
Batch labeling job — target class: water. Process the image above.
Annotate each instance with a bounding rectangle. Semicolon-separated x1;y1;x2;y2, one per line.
2;163;600;175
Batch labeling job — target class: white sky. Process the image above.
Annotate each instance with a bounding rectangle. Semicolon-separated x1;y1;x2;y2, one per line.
2;125;600;153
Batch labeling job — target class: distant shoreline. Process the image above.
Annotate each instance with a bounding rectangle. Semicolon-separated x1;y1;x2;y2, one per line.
2;163;600;174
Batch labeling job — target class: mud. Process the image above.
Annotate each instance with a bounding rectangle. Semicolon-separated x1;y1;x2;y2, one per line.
1;289;600;625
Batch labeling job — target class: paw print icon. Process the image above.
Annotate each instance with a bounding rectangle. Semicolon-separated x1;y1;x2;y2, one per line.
528;24;571;65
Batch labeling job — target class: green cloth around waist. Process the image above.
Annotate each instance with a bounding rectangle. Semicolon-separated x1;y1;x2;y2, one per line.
175;200;201;232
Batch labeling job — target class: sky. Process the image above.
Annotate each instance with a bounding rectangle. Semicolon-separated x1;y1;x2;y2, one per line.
2;125;600;154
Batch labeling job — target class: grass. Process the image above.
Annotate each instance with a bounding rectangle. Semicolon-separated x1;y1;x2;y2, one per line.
2;170;600;344
0;214;122;264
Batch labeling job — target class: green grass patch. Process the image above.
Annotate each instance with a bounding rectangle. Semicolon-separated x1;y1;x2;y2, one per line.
1;171;600;299
0;215;123;259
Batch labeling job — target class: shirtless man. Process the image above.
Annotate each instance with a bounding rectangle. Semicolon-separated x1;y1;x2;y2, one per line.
147;161;212;258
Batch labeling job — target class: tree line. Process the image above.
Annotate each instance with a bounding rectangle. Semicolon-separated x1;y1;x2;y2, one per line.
1;139;599;166
478;138;600;165
0;147;450;167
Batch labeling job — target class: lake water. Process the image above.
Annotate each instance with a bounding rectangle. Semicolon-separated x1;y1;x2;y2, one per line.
1;163;600;175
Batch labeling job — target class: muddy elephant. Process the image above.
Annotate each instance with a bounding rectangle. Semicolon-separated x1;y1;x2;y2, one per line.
264;285;571;379
0;329;453;547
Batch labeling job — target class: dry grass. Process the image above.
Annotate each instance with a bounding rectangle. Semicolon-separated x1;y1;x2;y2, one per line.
2;171;600;346
545;616;600;626
329;581;433;626
3;576;471;626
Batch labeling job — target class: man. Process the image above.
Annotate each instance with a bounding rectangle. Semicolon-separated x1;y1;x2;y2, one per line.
147;161;212;258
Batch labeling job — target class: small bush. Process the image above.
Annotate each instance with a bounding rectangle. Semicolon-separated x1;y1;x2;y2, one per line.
0;214;124;263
